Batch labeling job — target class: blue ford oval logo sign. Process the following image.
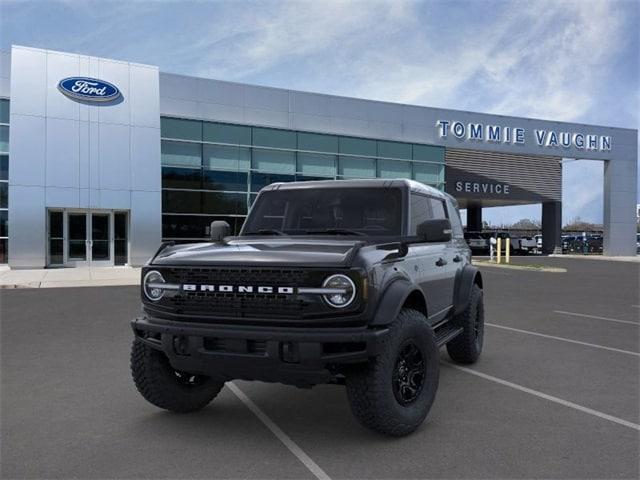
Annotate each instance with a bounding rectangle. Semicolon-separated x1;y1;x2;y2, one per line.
58;77;121;102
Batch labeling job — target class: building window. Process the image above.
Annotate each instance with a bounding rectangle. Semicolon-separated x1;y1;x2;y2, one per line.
297;152;336;178
252;148;295;174
161;117;202;141
162;167;202;190
0;125;8;154
413;163;444;186
252;127;296;149
378;159;411;179
0;99;8;264
160;116;445;242
338;156;376;178
202;170;248;192
161;140;201;167
203;122;251;145
203;144;250;171
378;140;412;160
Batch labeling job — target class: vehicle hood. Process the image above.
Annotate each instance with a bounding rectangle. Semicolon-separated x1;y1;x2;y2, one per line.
151;238;365;268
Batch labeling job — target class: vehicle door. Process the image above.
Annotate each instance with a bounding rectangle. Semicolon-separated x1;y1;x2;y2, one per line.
405;193;451;322
428;197;459;312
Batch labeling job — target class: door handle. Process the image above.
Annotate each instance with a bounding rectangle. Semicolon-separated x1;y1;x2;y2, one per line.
435;257;447;267
453;255;462;263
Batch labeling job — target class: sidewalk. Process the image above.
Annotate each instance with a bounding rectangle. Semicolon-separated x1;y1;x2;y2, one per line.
549;254;640;263
0;266;141;289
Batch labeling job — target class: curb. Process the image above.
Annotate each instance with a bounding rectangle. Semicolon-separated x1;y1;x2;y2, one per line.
473;261;567;273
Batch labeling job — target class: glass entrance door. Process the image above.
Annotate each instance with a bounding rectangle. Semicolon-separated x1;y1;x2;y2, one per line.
48;210;129;267
67;213;88;265
90;213;111;265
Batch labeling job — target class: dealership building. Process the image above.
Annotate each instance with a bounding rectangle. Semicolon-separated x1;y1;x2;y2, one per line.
0;45;637;267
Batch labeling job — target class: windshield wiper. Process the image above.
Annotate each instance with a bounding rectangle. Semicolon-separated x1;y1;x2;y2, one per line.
305;228;366;236
245;229;286;236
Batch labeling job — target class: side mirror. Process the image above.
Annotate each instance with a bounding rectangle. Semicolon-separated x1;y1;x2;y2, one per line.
416;219;452;243
210;221;230;242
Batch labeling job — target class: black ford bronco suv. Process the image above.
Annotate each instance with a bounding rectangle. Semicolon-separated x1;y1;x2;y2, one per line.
131;179;484;436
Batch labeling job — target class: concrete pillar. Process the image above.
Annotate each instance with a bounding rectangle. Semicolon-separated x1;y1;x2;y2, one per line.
542;201;562;254
467;205;482;232
603;154;637;256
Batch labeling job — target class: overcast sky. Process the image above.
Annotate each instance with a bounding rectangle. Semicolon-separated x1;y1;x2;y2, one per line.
1;0;638;225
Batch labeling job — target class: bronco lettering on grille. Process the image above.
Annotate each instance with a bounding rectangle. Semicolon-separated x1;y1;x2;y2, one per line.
182;284;295;294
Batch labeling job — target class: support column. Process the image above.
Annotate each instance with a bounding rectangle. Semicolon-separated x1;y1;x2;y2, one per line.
467;205;482;232
603;155;637;256
542;201;562;254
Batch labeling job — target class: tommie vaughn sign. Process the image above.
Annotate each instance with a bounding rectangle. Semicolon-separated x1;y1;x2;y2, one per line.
436;120;612;152
58;77;121;102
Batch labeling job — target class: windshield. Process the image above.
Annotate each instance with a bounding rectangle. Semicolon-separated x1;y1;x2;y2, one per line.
242;187;403;237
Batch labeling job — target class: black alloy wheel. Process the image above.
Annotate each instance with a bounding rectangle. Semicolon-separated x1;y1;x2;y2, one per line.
392;341;425;406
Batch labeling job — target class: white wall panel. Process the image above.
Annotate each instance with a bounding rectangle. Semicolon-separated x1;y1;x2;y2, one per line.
98;60;130;125
197;102;244;124
130;190;161;265
291;92;329;116
130;66;160;128
198;78;244;105
100;189;131;209
98;122;130;190
130;126;160;191
9;114;46;186
88;121;100;190
8;185;46;267
46;51;80;121
46;186;79;207
10;47;46;116
244;85;288;112
46;117;79;188
78;121;90;188
243;107;288;128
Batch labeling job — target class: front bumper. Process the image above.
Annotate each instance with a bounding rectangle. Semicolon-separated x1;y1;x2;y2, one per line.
131;316;389;387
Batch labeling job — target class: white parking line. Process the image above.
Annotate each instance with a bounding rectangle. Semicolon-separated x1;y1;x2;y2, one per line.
228;382;331;480
486;323;640;357
554;310;639;326
446;363;640;431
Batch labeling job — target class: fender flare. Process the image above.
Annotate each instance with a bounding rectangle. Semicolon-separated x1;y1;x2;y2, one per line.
370;278;426;326
453;265;483;316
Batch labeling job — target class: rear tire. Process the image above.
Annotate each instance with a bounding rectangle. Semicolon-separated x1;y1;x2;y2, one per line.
447;283;484;364
131;340;224;413
346;309;439;436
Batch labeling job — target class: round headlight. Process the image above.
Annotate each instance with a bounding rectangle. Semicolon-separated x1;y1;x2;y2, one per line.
143;270;165;302
322;274;356;308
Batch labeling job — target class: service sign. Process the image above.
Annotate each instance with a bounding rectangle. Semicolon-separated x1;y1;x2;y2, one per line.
58;77;121;102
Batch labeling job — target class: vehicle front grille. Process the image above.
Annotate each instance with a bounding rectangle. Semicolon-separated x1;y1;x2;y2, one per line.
158;267;323;320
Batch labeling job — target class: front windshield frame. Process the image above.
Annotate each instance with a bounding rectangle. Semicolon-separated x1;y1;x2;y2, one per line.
240;187;406;238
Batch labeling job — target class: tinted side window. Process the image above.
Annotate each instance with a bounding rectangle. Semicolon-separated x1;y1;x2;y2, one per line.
446;199;464;238
409;194;431;235
429;198;448;220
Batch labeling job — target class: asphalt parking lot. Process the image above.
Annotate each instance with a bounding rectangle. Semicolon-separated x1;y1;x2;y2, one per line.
1;257;639;479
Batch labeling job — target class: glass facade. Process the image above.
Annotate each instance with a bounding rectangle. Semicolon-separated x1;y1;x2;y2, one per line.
0;99;8;263
160;117;445;241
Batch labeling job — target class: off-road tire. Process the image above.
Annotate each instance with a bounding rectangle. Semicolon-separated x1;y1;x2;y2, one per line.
131;340;224;413
345;309;439;436
447;283;484;364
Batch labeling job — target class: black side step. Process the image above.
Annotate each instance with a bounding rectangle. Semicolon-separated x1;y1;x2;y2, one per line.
434;324;464;347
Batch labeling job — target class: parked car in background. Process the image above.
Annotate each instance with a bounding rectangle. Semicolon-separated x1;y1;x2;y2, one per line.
533;234;543;254
464;231;489;253
518;236;537;254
